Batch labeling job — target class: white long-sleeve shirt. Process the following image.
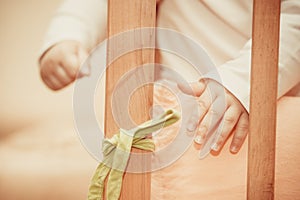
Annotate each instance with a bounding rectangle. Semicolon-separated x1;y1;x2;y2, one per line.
41;0;300;111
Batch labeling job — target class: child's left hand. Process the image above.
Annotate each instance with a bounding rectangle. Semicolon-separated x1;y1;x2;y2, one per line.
178;79;249;154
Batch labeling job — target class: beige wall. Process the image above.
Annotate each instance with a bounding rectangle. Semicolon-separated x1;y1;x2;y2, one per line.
0;1;97;199
0;0;68;136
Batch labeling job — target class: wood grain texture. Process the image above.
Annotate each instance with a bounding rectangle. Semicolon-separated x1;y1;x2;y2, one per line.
247;0;281;199
105;0;156;199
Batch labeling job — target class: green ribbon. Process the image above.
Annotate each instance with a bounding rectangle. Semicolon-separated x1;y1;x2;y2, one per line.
87;109;180;200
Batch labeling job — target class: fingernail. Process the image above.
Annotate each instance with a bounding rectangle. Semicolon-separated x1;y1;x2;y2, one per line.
231;146;238;153
187;122;197;132
198;80;205;90
198;126;207;135
78;48;88;64
211;143;219;151
194;135;204;144
80;65;90;76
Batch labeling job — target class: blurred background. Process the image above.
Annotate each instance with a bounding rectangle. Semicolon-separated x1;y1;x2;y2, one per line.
1;1;300;200
0;1;97;199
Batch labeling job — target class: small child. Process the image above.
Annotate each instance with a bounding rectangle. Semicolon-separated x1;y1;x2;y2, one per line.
39;0;300;154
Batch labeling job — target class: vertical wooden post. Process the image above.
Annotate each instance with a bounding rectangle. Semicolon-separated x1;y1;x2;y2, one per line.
105;0;156;199
247;0;281;199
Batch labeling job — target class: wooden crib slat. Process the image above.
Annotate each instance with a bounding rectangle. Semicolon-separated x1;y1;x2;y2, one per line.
105;0;156;199
247;0;281;199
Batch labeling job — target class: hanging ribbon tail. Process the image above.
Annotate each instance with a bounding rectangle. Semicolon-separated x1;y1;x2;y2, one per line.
87;163;111;200
87;109;180;200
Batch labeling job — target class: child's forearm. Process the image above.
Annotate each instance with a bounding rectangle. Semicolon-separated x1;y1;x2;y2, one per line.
202;2;300;111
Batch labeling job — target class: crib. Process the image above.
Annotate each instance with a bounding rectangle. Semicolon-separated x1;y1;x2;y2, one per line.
0;0;299;200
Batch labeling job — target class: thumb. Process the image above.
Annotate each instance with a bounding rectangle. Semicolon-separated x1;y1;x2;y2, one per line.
77;47;90;77
177;80;206;97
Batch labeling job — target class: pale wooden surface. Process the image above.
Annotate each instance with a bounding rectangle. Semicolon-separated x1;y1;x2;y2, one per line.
105;0;156;199
247;0;281;199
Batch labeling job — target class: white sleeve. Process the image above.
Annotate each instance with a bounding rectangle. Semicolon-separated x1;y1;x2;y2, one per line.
40;0;107;56
203;0;300;111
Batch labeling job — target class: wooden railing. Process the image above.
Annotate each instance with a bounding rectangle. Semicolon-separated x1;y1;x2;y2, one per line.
105;0;281;199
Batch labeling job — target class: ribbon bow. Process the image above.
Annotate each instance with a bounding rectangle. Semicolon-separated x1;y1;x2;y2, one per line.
87;109;180;200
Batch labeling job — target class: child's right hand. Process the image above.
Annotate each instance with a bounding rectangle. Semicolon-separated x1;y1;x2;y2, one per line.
39;41;89;90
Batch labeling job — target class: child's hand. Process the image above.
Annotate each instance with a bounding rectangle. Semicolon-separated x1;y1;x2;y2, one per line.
179;80;249;154
39;41;89;90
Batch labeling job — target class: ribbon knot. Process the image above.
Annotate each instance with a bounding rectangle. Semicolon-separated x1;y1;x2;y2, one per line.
87;109;180;200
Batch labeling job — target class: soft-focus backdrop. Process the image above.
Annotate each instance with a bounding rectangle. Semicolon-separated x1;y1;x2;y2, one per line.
0;1;97;199
1;1;300;200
